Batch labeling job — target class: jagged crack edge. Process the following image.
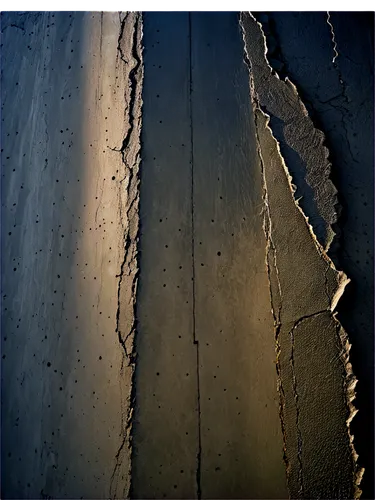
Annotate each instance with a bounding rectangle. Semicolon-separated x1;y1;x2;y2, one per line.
255;11;359;270
110;11;144;500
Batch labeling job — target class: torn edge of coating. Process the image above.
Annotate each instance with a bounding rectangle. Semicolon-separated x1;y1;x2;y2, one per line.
240;11;340;270
110;11;144;500
252;13;281;80
249;12;314;124
263;108;345;285
240;15;364;496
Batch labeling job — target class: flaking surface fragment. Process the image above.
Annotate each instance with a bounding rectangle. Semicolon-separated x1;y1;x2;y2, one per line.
240;12;339;251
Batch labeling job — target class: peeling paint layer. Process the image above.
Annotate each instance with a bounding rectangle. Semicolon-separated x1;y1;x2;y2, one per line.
240;12;363;499
240;12;338;251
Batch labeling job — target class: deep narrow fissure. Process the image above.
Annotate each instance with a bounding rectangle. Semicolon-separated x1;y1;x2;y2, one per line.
111;12;143;500
188;12;202;500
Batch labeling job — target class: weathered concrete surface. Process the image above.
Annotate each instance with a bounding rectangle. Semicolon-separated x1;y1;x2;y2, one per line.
131;13;200;499
252;12;374;498
241;12;367;499
191;13;287;499
1;11;141;499
132;12;288;499
1;10;372;500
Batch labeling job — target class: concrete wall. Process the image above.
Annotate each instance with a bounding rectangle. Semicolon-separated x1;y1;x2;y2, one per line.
1;10;373;500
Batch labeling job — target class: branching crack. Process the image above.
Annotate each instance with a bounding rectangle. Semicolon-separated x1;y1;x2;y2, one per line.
117;16;141;168
291;309;328;333
114;11;142;365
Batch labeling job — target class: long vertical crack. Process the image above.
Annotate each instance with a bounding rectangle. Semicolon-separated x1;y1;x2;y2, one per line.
258;145;291;481
189;13;202;500
288;309;335;497
250;70;291;481
110;11;143;500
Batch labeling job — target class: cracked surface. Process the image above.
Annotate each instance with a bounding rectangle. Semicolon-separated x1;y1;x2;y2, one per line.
109;11;143;500
254;105;362;499
326;12;339;64
1;12;141;499
241;13;366;498
253;12;374;497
